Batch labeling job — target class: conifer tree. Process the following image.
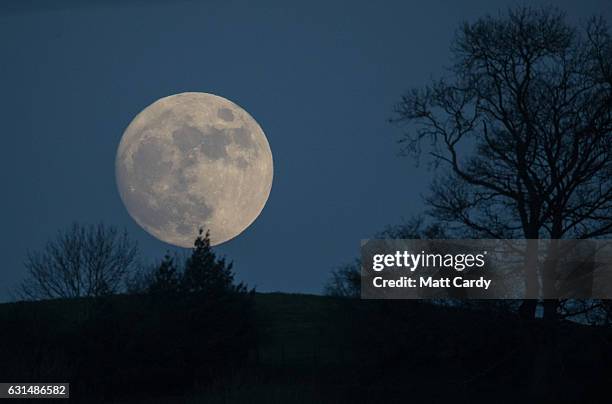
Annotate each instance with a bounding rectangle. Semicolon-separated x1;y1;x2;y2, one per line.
182;229;247;295
148;253;181;294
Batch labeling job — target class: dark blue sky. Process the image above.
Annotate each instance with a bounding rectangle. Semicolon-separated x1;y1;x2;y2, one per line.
1;0;610;300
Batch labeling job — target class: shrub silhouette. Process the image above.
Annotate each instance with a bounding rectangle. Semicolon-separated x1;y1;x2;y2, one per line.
147;253;181;295
182;229;248;295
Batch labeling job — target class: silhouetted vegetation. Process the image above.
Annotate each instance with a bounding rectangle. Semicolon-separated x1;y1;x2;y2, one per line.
322;6;612;402
324;260;360;298
146;253;181;295
20;223;139;300
391;6;612;321
182;229;249;295
3;229;255;402
324;216;446;298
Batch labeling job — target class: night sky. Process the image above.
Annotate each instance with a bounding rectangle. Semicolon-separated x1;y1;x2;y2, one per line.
1;0;610;301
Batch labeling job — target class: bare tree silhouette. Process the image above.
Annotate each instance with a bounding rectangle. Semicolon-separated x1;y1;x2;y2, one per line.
393;7;612;320
20;223;139;299
325;216;446;298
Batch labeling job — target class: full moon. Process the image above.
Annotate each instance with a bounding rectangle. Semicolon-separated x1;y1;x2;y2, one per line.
115;92;273;247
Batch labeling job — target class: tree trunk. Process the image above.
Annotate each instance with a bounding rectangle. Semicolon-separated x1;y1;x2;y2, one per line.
520;239;540;320
541;239;560;322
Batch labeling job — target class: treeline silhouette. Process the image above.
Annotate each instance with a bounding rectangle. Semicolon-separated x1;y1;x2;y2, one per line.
1;226;256;401
1;223;612;402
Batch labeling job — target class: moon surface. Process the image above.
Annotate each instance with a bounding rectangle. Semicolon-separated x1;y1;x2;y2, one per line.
115;92;273;247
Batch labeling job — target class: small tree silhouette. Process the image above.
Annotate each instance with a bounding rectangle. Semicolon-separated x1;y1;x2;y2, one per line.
147;253;181;295
182;229;247;295
20;222;139;300
325;217;446;298
170;229;254;383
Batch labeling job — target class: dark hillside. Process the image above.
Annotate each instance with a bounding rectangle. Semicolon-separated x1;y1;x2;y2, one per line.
1;294;611;403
